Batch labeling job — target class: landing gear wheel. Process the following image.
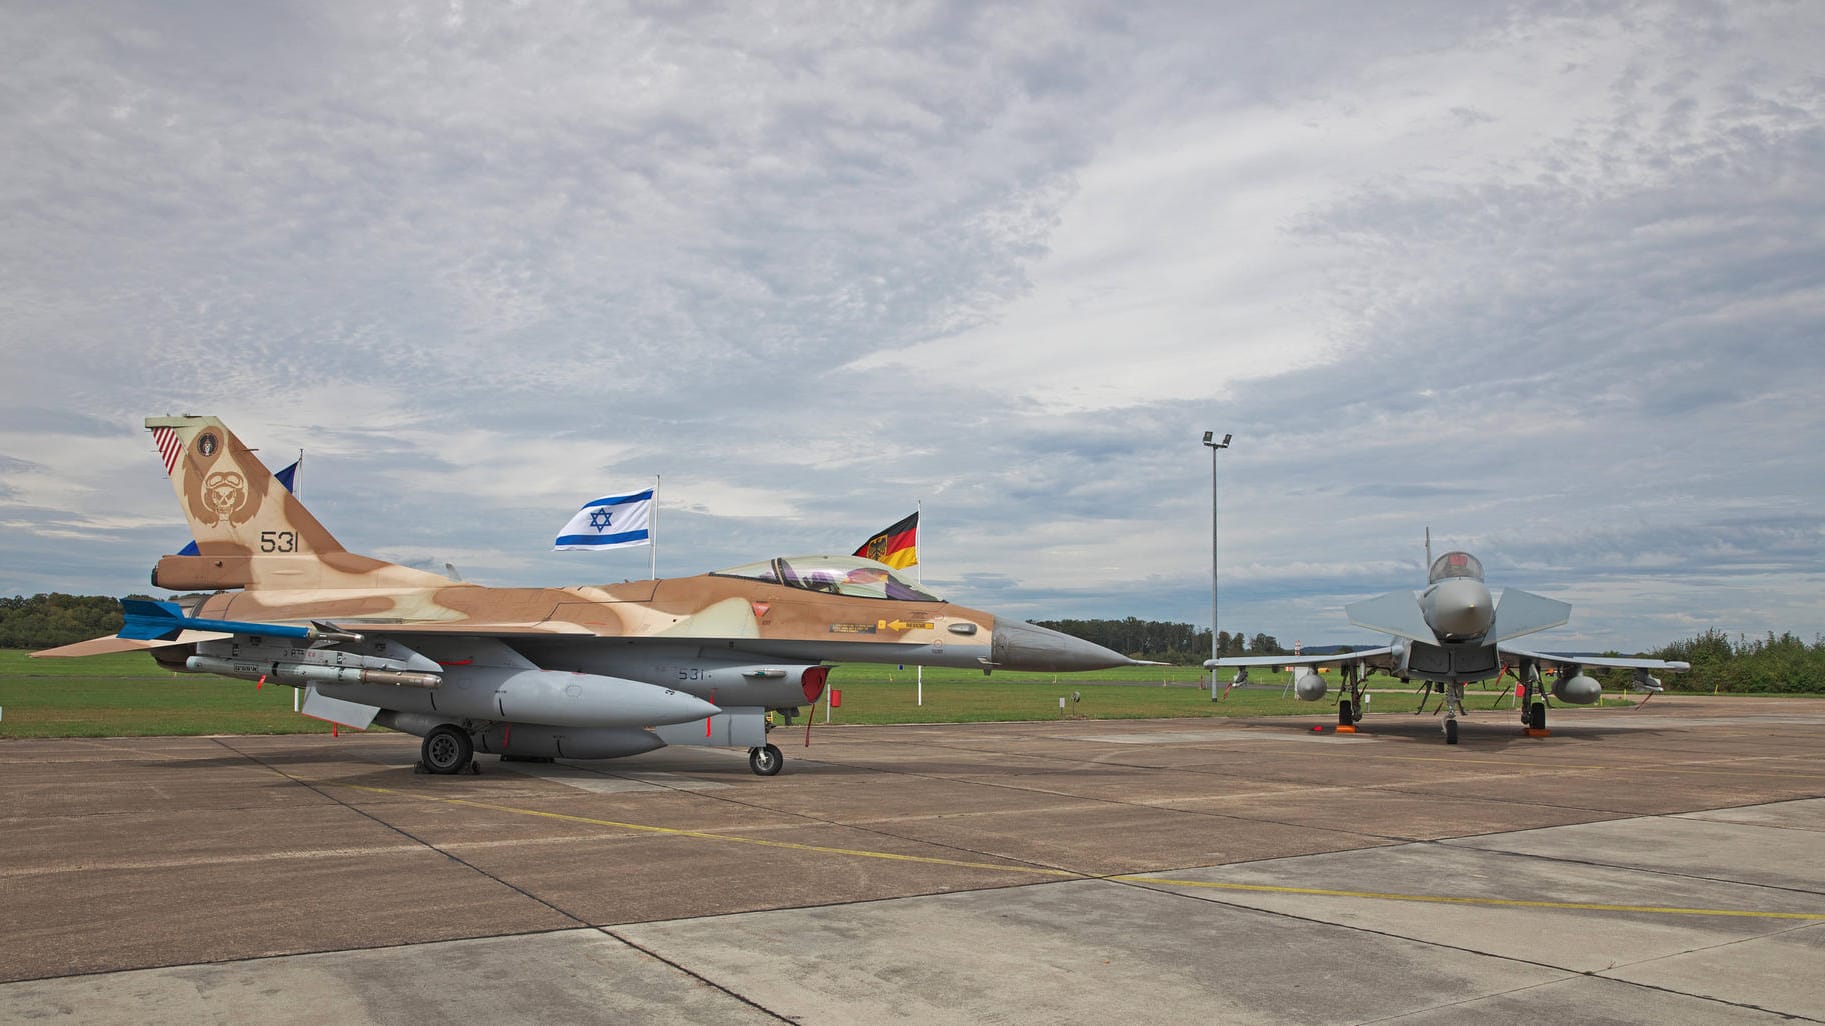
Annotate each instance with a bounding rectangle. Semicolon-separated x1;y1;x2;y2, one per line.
421;725;473;775
1445;719;1459;745
1527;702;1547;731
748;743;783;777
1338;700;1354;726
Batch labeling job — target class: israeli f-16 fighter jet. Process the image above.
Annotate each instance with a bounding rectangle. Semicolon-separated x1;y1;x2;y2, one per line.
35;416;1138;775
1208;539;1688;744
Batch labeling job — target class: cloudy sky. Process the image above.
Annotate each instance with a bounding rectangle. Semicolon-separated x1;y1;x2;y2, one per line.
3;0;1820;652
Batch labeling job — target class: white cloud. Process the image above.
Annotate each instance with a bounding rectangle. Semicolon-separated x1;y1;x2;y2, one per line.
1;0;1820;649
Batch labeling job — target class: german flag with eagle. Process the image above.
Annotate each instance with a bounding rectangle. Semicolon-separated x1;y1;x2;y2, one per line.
854;512;918;569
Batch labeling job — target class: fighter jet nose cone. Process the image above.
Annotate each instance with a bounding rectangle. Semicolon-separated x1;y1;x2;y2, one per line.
1425;579;1495;641
991;619;1133;672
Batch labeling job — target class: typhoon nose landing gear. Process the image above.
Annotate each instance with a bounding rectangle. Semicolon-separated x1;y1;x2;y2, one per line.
1439;682;1467;744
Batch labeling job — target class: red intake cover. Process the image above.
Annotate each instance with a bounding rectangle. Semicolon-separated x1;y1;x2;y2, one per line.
802;665;830;703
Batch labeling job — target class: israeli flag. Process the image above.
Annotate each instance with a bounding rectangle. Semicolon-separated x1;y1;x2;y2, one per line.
554;489;653;550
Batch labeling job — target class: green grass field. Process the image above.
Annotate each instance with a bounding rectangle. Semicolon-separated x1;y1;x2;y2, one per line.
0;649;1630;739
0;649;337;737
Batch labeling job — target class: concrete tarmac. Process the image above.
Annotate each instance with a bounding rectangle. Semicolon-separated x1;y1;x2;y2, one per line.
3;696;1823;1024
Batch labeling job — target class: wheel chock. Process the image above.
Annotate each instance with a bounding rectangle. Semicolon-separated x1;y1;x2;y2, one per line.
1335;725;1357;733
1524;728;1551;737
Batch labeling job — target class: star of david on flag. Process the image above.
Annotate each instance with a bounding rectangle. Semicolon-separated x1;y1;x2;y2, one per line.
555;489;654;550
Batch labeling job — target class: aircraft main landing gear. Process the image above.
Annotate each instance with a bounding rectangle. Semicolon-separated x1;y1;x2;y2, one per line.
748;743;783;776
1517;661;1550;735
421;724;475;775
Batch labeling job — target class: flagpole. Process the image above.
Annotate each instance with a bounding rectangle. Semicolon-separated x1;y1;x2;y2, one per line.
293;447;304;714
650;475;660;580
916;500;923;708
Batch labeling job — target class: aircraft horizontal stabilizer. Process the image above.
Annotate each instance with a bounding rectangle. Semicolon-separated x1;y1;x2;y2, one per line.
117;598;352;643
32;633;208;658
1490;588;1571;642
1345;591;1439;644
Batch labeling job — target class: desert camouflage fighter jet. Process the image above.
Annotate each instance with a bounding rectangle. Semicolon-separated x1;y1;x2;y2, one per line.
1208;539;1689;744
35;416;1138;775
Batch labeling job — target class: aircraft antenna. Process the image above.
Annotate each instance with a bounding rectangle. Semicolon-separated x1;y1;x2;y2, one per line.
1425;527;1431;569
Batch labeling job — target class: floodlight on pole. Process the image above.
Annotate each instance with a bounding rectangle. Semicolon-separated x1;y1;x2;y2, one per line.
1202;430;1232;700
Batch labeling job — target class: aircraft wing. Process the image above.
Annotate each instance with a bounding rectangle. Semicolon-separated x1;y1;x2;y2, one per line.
1207;647;1399;670
1498;644;1690;673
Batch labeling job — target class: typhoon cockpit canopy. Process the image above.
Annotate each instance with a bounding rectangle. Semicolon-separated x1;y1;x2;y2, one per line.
1427;551;1484;584
712;555;941;602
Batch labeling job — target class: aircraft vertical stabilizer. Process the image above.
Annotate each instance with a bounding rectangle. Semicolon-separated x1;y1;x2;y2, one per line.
144;416;447;592
1491;588;1571;642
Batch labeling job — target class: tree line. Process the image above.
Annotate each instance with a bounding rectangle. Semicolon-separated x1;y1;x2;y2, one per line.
1030;617;1280;665
0;593;145;649
1631;628;1825;694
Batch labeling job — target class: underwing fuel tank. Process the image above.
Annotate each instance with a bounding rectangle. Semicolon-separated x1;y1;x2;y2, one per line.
438;666;720;728
1291;667;1328;702
376;711;666;760
1551;673;1604;705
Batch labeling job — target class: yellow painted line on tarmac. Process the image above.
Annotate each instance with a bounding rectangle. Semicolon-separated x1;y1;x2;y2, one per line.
336;782;1081;879
1119;877;1825;920
331;783;1825;922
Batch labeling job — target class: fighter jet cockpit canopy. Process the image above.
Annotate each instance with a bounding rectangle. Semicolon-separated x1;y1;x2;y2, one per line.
712;555;942;602
1428;551;1484;584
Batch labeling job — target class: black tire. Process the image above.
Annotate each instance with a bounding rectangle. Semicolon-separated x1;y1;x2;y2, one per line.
1338;700;1354;726
748;743;783;777
1528;702;1546;731
1445;719;1459;745
422;725;473;775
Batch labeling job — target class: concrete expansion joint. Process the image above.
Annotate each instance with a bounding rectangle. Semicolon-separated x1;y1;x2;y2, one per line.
603;930;796;1024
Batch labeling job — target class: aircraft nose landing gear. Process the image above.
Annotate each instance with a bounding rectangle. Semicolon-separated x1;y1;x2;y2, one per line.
1440;682;1466;744
748;743;783;776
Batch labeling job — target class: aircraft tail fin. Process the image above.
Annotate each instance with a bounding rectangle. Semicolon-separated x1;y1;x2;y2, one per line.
144;416;445;592
1345;590;1439;645
1491;588;1571;642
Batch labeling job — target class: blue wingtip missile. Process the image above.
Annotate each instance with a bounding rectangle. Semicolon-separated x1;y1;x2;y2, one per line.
118;598;318;642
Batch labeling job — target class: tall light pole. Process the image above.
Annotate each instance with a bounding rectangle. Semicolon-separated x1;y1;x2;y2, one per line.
1202;431;1231;700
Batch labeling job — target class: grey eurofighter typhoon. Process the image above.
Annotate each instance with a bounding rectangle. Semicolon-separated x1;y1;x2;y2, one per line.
1209;538;1688;744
